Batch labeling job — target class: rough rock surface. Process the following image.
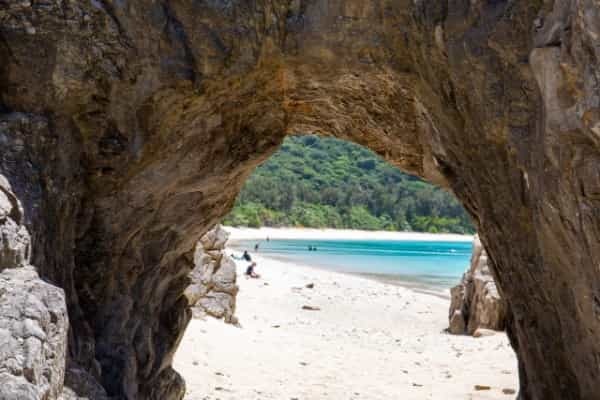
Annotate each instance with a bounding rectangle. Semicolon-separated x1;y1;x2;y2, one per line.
59;362;109;400
184;225;238;324
0;177;70;400
449;236;506;335
1;1;600;399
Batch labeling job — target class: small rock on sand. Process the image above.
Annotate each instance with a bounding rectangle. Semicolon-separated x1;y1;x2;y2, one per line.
474;385;491;391
502;388;516;395
473;328;496;338
302;305;320;311
306;283;315;289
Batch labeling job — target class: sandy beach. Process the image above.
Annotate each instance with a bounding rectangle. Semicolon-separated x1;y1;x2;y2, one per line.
175;228;517;400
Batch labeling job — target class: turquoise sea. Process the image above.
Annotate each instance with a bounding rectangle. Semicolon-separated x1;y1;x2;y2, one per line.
233;238;473;290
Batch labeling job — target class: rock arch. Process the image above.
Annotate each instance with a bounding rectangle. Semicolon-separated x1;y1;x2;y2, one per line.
0;1;599;399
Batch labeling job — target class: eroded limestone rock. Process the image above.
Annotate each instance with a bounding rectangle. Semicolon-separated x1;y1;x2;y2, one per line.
0;178;70;400
1;1;600;399
0;267;69;400
59;361;109;400
185;225;238;324
448;236;506;336
0;177;29;270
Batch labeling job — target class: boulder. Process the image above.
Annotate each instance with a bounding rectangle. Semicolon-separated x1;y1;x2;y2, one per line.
185;225;238;324
0;267;69;400
198;225;230;251
448;310;466;335
0;178;70;400
448;235;506;336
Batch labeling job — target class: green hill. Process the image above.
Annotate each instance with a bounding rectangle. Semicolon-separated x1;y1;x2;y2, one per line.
224;135;474;234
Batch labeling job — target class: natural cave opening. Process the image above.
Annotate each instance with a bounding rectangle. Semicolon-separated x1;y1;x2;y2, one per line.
2;2;598;399
174;135;519;399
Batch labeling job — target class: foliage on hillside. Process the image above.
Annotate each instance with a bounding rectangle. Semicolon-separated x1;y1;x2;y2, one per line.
224;135;475;234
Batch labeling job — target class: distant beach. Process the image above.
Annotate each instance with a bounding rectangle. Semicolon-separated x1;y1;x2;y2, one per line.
175;227;517;400
225;226;475;243
227;227;474;295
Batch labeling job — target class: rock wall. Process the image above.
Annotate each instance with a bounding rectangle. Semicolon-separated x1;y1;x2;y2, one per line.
184;225;238;324
0;177;69;400
449;236;506;336
1;1;600;399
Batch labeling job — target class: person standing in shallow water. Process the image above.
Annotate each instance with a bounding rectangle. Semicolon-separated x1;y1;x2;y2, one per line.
254;243;260;251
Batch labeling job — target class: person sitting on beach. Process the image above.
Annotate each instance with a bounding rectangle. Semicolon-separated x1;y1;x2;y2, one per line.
245;262;260;279
242;250;252;262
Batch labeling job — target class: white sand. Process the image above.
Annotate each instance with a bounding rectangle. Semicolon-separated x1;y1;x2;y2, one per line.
225;226;474;243
175;239;518;400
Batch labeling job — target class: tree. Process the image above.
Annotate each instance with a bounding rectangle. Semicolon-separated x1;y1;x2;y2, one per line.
223;135;475;233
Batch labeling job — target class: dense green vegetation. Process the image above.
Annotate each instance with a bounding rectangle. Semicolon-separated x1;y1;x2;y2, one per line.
224;135;475;234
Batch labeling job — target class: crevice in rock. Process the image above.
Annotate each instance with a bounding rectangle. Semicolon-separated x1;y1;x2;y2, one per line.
96;0;133;49
161;1;198;84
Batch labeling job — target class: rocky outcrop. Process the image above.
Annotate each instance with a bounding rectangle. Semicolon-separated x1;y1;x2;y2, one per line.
449;236;506;336
0;177;71;400
184;225;238;324
1;1;600;399
0;266;69;400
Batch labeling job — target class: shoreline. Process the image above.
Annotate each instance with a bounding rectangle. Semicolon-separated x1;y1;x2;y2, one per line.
225;226;468;298
229;245;454;300
225;226;474;243
176;245;518;400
